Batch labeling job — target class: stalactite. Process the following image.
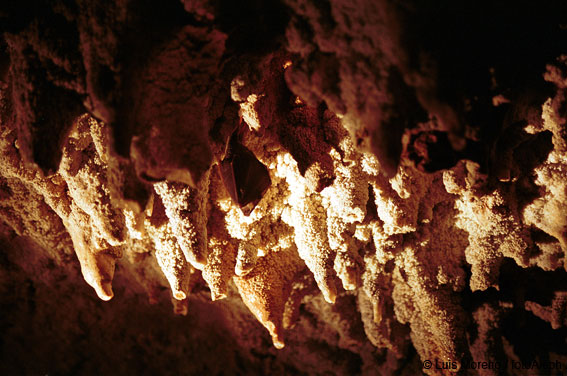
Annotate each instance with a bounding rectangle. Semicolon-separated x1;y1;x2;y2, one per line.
2;1;567;374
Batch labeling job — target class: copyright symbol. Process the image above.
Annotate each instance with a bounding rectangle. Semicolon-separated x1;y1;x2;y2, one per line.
423;360;432;369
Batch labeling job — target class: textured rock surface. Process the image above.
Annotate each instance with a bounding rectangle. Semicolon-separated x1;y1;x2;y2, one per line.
1;1;567;375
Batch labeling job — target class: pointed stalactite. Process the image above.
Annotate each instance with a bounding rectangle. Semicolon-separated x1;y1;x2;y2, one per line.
59;116;127;247
289;191;337;304
203;237;237;301
202;204;238;301
153;170;210;269
145;192;192;301
233;247;304;349
56;116;127;301
202;167;239;301
66;206;119;301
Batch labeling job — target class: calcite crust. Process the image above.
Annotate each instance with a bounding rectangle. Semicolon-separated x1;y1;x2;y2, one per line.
1;1;567;374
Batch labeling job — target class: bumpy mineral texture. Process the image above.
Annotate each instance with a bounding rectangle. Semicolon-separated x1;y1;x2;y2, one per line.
2;0;567;375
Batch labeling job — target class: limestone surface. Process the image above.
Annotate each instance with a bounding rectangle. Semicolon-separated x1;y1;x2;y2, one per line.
1;1;567;375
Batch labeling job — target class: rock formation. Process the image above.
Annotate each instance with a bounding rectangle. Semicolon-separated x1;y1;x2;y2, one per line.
1;0;567;374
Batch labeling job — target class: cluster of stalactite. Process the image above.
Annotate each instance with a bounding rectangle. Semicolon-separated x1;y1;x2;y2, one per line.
2;0;567;374
2;54;567;373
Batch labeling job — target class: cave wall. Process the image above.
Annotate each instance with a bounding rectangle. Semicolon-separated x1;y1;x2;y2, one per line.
1;1;567;375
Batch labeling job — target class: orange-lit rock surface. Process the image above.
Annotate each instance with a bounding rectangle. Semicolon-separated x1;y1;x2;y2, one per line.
1;1;567;375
